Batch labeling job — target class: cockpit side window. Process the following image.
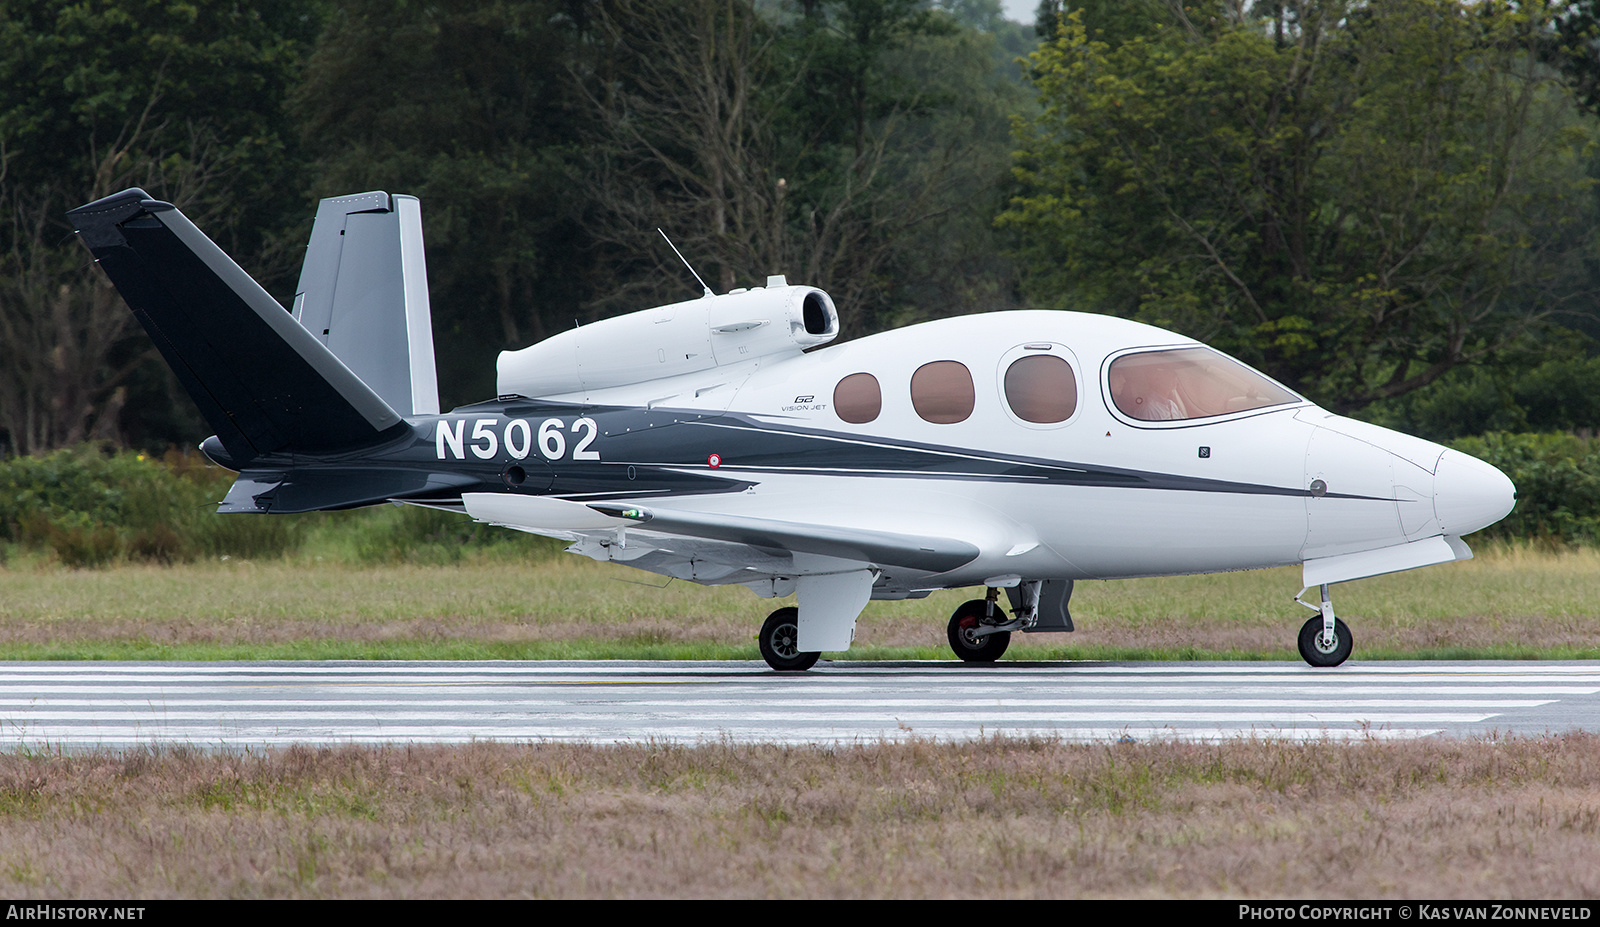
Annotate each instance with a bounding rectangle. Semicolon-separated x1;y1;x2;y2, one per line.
834;372;882;424
1107;348;1297;422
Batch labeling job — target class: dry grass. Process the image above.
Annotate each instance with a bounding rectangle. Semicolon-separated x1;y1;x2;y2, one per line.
1;544;1595;897
0;542;1595;659
0;736;1598;898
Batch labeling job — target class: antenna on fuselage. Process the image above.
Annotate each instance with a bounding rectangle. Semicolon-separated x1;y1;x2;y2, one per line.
657;228;713;297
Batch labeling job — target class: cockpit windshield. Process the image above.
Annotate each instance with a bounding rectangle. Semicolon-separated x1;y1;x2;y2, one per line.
1107;347;1298;422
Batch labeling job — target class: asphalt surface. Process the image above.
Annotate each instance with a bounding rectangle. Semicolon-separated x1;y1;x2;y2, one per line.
3;659;1597;749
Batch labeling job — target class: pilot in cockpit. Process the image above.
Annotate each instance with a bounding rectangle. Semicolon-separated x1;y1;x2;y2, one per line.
1111;362;1189;421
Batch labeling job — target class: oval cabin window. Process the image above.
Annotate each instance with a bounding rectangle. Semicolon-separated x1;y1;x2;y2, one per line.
834;372;882;424
1004;354;1077;423
910;361;975;424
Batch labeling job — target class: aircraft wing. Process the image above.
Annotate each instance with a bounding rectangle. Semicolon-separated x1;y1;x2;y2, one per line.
585;502;980;574
461;493;979;575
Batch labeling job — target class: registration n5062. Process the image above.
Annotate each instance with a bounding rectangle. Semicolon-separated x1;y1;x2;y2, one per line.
436;417;601;462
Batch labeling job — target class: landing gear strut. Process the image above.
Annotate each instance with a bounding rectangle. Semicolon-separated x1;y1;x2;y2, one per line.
758;606;819;671
1295;583;1353;667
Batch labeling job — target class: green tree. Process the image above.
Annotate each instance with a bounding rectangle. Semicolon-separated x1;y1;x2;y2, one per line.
1003;0;1599;412
581;0;1031;333
291;0;598;404
1360;347;1600;441
0;0;321;454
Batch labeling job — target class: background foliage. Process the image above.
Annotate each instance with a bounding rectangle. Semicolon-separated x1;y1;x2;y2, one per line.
0;446;296;565
1448;432;1600;545
1005;0;1600;414
0;0;320;454
0;445;562;566
3;0;1600;550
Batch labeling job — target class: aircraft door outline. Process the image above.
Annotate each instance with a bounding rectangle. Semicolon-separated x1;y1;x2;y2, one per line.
993;341;1085;432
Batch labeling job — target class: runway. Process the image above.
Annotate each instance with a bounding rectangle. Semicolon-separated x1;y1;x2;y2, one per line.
3;659;1597;749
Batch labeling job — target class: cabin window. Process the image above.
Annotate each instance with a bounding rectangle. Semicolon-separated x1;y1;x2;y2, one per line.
910;361;974;424
1003;355;1077;423
1107;347;1297;422
834;372;882;424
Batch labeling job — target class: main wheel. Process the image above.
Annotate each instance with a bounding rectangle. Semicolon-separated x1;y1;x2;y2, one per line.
1297;615;1353;667
759;606;819;671
947;599;1010;663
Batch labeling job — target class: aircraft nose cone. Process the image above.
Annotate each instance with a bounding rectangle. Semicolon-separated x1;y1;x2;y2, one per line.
1434;448;1515;537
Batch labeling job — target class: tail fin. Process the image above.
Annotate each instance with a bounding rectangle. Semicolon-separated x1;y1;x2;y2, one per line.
68;188;410;466
291;191;440;416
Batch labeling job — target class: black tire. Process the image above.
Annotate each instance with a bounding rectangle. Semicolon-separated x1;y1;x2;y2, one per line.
759;606;819;671
1297;615;1353;667
947;599;1010;663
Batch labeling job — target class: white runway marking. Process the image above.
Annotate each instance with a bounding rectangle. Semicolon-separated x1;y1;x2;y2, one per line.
1;660;1596;749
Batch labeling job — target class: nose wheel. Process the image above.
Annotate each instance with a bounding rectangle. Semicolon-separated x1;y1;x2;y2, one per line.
758;606;819;671
1297;614;1352;667
1294;583;1353;667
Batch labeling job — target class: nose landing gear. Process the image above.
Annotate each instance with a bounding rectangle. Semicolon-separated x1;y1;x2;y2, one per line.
1294;583;1353;667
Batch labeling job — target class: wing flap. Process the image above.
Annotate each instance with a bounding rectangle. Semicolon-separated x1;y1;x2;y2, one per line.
462;493;629;533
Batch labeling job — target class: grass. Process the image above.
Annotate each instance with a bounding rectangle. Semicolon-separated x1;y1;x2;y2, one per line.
0;540;1596;661
1;541;1596;899
0;735;1598;897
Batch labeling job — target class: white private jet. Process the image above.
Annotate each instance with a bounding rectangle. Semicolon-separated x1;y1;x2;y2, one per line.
71;188;1516;670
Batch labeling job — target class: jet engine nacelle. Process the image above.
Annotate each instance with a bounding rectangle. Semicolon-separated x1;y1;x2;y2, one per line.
496;280;838;399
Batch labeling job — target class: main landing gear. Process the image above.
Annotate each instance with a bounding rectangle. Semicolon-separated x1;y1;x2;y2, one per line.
758;606;819;672
1295;583;1353;667
947;586;1018;663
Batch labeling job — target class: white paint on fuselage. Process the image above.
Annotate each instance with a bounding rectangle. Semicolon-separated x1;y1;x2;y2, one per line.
566;310;1507;588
